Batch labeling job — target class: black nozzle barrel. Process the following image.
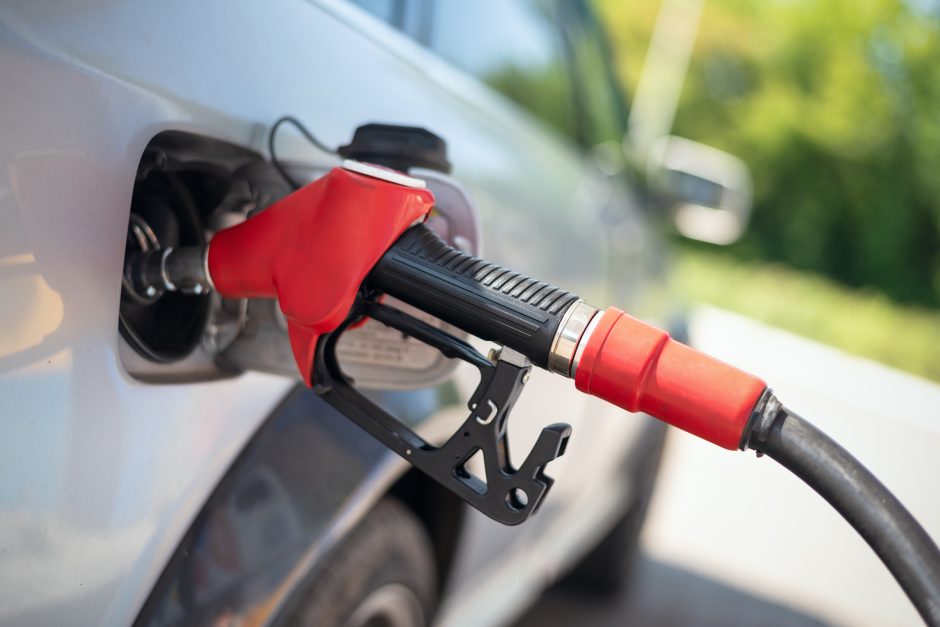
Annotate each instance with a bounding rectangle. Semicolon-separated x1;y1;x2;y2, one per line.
369;224;580;369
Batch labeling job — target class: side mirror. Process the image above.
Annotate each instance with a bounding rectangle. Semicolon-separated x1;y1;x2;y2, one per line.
648;136;752;245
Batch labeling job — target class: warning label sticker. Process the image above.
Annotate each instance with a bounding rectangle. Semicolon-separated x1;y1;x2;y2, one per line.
336;309;442;371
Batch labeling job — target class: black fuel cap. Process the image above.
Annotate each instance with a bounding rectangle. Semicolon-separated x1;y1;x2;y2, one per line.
338;123;451;174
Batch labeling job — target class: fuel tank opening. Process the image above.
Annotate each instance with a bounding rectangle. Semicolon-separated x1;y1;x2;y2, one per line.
119;154;210;363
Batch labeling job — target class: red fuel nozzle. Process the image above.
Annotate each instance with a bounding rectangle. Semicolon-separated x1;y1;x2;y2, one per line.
573;307;767;450
208;164;434;384
133;160;766;447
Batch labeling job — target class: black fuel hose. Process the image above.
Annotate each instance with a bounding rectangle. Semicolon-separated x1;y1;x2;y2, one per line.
745;395;940;626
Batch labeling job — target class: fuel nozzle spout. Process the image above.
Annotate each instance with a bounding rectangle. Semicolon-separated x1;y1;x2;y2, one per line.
124;245;212;301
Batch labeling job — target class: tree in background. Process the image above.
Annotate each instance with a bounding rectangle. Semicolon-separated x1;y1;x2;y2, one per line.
598;0;940;307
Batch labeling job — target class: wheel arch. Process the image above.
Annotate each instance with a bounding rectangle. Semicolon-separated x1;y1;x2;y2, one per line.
389;467;467;596
132;384;467;627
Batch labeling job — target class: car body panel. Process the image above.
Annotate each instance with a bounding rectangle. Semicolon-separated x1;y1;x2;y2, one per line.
134;386;408;627
0;1;659;626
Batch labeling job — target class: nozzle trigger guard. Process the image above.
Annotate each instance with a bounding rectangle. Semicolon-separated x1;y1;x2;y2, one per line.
312;301;571;525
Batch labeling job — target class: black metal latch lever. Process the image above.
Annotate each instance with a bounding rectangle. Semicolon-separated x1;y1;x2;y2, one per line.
312;300;571;525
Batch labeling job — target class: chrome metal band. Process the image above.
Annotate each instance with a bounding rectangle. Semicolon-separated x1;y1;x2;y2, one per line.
203;245;215;292
160;247;177;291
342;159;427;189
547;301;599;378
160;246;212;295
571;311;602;377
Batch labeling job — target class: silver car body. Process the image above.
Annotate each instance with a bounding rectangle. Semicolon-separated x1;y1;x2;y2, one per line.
0;2;660;625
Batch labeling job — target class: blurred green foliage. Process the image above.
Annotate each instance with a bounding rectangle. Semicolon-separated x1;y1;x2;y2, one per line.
599;0;940;308
488;64;579;139
675;249;940;382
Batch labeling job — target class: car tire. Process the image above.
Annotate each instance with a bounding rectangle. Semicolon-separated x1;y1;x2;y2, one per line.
563;423;667;596
283;498;437;627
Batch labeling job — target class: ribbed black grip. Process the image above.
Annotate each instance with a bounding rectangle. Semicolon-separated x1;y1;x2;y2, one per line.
369;224;579;368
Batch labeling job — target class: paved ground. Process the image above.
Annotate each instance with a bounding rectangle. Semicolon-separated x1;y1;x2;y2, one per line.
515;306;940;627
